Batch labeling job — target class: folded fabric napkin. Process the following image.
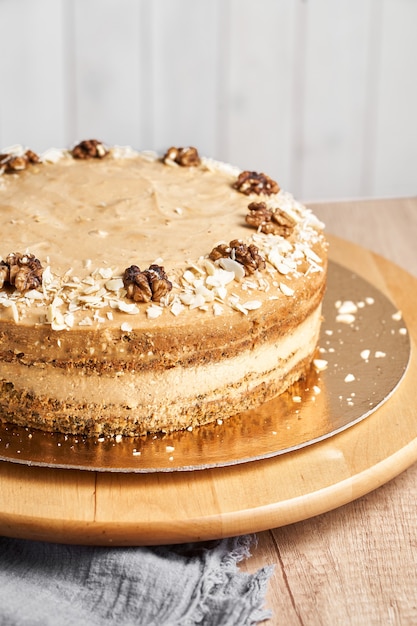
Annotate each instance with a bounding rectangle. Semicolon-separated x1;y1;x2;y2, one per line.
0;534;273;625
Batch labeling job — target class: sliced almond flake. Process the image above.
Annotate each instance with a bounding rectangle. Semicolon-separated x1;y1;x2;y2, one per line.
78;295;105;307
189;294;206;310
82;276;96;286
107;311;114;321
336;313;356;324
195;284;214;302
146;304;163;319
213;303;224;316
267;249;285;271
117;301;139;314
82;283;101;295
105;277;124;292
8;301;19;323
243;300;262;310
186;262;206;276
218;257;245;281
41;147;65;163
229;298;248;315
170;301;185;316
206;269;235;288
201;258;217;276
179;292;195;306
337;300;358;315
344;373;356;383
24;289;45;301
365;297;375;305
52;296;64;308
399;328;407;335
121;321;133;332
302;246;323;264
242;279;257;290
392;310;402;321
98;267;113;279
183;270;196;284
93;311;106;323
64;313;75;328
42;266;53;285
68;300;81;312
78;317;93;326
279;283;294;297
304;260;323;274
375;351;386;358
313;358;328;372
360;349;371;360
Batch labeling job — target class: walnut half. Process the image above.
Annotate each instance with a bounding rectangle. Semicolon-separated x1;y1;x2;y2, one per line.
0;149;40;174
233;170;280;196
123;264;173;303
209;240;265;276
71;139;109;159
0;253;43;293
245;201;296;237
162;146;201;167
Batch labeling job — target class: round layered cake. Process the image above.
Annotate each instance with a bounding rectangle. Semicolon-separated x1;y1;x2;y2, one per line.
0;141;327;437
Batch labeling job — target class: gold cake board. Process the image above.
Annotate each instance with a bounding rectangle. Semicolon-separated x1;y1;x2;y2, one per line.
0;235;416;546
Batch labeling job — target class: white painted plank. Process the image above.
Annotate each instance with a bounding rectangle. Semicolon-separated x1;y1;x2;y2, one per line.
72;0;142;148
0;0;68;151
372;0;417;197
224;0;298;191
148;0;223;157
299;0;376;201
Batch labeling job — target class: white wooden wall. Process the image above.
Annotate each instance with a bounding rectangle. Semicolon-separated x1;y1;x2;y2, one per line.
0;0;416;201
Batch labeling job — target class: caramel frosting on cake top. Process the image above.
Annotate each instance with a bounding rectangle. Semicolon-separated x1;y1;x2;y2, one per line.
0;141;326;332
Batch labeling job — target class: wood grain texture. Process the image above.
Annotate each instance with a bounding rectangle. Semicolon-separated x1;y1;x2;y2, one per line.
243;198;417;625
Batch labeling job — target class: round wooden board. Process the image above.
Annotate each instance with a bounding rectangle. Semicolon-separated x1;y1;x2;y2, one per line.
0;235;416;546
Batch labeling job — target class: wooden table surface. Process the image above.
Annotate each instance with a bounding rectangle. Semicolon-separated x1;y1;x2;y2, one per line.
242;197;417;625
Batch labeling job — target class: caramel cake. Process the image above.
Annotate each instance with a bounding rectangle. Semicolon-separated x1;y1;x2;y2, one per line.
0;141;327;437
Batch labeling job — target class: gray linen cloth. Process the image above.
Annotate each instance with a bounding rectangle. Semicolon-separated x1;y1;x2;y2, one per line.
0;534;273;625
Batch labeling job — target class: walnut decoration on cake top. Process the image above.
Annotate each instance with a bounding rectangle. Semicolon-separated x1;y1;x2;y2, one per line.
0;141;326;330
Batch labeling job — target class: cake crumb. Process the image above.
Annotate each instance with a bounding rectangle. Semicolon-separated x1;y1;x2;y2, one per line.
313;358;328;372
336;313;356;325
115;434;123;443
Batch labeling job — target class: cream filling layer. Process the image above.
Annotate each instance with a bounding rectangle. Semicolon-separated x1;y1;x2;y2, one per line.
1;306;321;408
